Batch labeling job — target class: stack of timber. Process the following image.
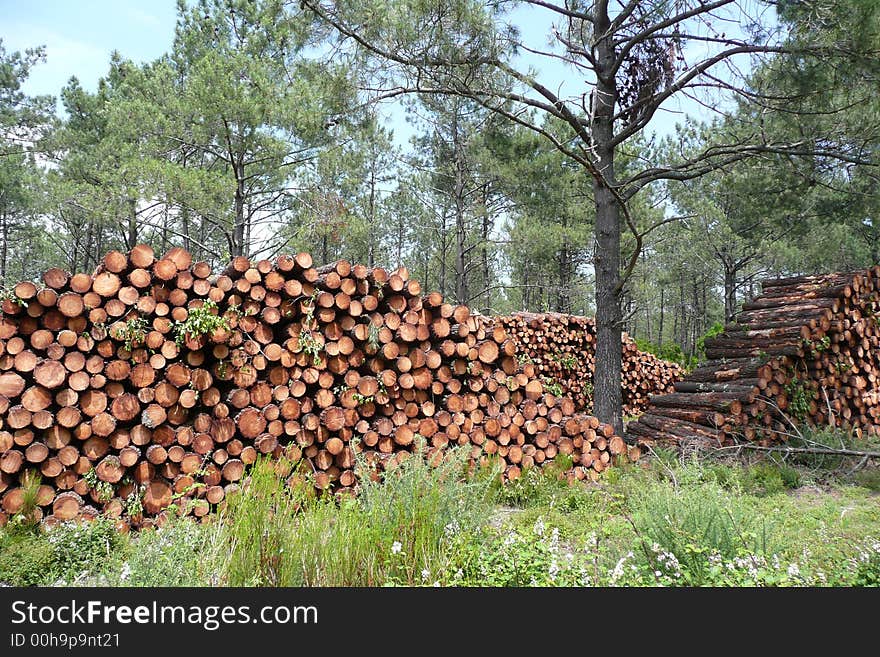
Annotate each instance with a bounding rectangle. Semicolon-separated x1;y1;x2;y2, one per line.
486;312;684;415
0;246;639;529
627;268;880;447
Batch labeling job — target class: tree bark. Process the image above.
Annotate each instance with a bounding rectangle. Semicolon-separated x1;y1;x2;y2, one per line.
658;286;665;346
481;195;490;313
724;265;737;323
232;164;246;257
452;105;469;304
0;212;8;284
368;156;377;268
127;198;138;250
557;212;571;313
591;0;623;434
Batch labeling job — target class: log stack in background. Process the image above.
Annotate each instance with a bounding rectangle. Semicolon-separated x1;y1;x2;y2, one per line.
627;268;880;447
0;246;639;530
484;312;684;415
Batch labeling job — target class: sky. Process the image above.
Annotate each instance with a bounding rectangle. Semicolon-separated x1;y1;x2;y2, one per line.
1;0;178;95
1;1;729;145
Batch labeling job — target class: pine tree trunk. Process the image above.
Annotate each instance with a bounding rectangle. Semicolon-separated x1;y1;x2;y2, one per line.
591;0;623;434
232;166;246;257
452;108;469;304
557;213;571;313
658;286;665;346
181;205;192;254
368;165;376;268
127;198;138;249
724;266;737;322
0;213;8;284
482;206;490;312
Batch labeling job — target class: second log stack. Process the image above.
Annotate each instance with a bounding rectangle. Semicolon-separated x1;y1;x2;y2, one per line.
627;267;880;447
483;312;684;415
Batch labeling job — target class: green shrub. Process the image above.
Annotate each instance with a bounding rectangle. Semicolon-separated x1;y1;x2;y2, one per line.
742;462;801;496
496;455;580;508
696;321;725;359
853;468;880;492
0;518;123;586
110;517;222;586
847;540;880;586
0;532;54;586
628;480;779;585
355;446;497;584
786;425;874;471
450;520;565;587
634;339;698;370
46;518;123;584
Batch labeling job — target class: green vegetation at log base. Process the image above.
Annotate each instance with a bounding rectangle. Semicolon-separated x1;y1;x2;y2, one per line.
636;321;725;371
1;446;878;587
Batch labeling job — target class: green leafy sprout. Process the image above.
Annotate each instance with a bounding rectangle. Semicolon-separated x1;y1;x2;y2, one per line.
124;486;144;518
0;287;28;308
367;323;381;351
299;328;322;365
113;316;149;352
172;299;230;346
541;376;564;397
784;376;811;421
548;352;577;368
83;468;114;503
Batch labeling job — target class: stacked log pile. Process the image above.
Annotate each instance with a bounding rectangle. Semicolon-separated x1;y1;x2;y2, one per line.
0;246;638;529
627;267;880;446
486;312;684;415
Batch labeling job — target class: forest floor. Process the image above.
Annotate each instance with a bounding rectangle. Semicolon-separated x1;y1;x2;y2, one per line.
2;434;879;587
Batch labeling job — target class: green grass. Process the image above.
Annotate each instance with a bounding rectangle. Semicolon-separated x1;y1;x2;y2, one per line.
1;447;878;587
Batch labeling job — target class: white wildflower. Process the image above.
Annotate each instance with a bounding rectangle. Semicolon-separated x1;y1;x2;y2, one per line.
787;563;801;578
421;568;430;581
657;550;680;572
549;527;560;553
610;554;629;584
580;570;594;587
533;517;546;537
549;561;560;581
120;563;132;582
432;581;441;587
391;541;403;555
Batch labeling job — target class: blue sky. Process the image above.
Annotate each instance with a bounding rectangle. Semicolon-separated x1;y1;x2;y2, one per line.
1;0;178;96
1;1;718;142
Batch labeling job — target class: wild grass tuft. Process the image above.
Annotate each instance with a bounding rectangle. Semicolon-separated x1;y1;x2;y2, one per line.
217;443;498;586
